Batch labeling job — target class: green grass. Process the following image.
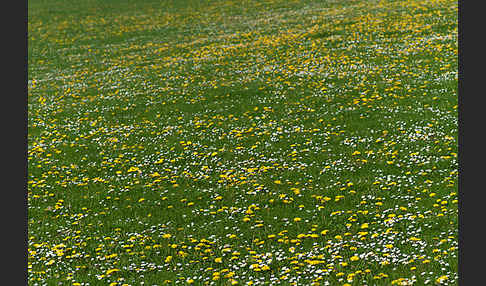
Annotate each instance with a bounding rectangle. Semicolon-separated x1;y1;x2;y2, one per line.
28;0;458;285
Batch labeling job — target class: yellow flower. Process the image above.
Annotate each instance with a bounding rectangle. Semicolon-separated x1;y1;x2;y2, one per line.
436;275;448;283
215;257;223;263
127;166;140;173
106;268;120;275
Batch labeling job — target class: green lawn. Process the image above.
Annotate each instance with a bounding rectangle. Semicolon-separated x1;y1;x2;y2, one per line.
28;0;458;285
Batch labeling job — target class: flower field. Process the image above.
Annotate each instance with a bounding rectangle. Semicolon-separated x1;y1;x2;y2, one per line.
28;0;458;285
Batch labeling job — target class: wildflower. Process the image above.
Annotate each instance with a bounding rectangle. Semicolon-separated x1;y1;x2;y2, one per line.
127;166;140;173
106;269;120;275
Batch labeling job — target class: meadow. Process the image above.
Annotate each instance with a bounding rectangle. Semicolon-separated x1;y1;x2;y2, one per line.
28;0;458;285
